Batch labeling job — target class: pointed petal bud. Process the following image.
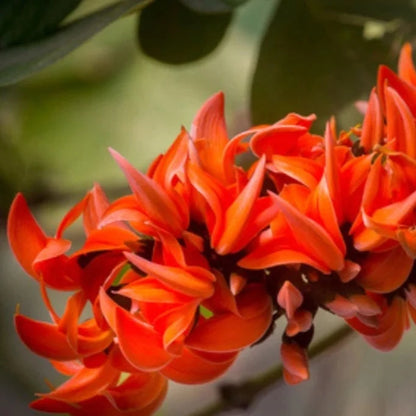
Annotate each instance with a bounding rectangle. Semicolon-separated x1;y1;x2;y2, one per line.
277;281;303;319
280;342;309;385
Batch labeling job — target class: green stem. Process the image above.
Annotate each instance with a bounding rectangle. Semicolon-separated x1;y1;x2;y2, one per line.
189;324;353;416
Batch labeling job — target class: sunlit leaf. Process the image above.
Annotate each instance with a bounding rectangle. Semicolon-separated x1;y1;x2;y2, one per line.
251;0;401;132
138;0;232;64
179;0;248;13
0;0;148;86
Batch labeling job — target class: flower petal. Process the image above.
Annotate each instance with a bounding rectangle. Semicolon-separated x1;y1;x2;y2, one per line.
15;314;78;360
280;342;309;385
7;193;47;278
277;281;303;319
357;246;413;293
161;346;237;384
40;360;119;403
115;307;173;371
215;156;266;254
377;65;416;117
190;92;229;180
109;148;184;235
385;85;416;158
269;192;344;271
186;285;272;352
124;252;214;298
398;42;416;85
360;88;384;152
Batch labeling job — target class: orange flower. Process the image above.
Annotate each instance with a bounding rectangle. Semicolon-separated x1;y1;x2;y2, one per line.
241;122;353;277
98;232;272;382
12;44;416;414
30;356;168;416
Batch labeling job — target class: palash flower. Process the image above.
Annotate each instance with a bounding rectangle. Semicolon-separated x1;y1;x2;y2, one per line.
8;187;168;416
9;185;139;359
30;358;168;416
9;42;416;415
8;92;274;413
95;93;274;381
341;42;416;350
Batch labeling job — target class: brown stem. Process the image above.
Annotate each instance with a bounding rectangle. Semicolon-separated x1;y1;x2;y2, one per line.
189;324;353;416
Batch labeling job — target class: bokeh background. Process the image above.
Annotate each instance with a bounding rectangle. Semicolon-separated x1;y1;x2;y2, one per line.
1;0;416;415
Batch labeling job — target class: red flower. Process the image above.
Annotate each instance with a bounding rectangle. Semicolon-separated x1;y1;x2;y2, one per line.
10;43;416;415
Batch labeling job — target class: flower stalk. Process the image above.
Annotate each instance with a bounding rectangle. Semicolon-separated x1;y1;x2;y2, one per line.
189;324;353;416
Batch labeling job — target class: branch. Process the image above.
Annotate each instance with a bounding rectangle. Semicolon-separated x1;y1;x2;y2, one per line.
189;324;354;416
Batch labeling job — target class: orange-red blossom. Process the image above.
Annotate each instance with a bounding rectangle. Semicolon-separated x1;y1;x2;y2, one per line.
8;42;416;414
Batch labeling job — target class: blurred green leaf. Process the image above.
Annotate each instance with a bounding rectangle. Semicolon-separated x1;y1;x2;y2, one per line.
309;0;416;22
0;0;147;86
251;0;401;132
138;0;232;64
0;0;82;48
0;94;48;221
179;0;248;13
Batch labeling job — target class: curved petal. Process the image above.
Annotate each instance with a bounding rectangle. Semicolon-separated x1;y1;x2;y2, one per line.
109;148;184;236
250;125;308;159
115;307;173;371
161;346;237;384
377;65;416;117
107;372;167;412
190;92;229;180
357;246;413;293
270;154;322;189
74;227;139;256
360;88;384;152
7;193;47;278
83;184;110;235
124;252;214;298
56;195;87;239
355;189;416;251
385;85;416;158
280;342;309;385
364;297;408;351
269;193;344;271
186;161;226;244
34;238;71;263
99;195;150;231
153;301;198;352
239;241;327;273
398;42;416;85
15;314;78;360
117;277;191;304
58;291;87;351
277;281;303;319
307;177;345;255
397;227;416;258
186;286;272;352
40;360;119;403
323;121;342;223
215;156;266;254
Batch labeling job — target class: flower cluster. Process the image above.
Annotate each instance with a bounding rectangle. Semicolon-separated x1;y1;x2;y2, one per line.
8;43;416;414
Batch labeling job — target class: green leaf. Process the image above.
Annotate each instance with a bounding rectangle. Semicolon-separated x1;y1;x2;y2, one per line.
0;0;148;86
179;0;248;13
138;0;232;64
309;0;416;22
0;0;82;48
251;0;401;132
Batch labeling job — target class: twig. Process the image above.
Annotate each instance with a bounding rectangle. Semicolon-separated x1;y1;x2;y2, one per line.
189;324;353;416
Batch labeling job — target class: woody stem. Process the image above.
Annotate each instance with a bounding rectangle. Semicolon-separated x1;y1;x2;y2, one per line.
188;324;353;416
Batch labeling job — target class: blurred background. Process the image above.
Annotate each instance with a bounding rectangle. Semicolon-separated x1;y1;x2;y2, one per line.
1;0;416;415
